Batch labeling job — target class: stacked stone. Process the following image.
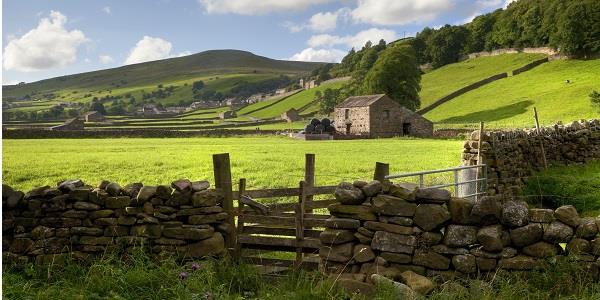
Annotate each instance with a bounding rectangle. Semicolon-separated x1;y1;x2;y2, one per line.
320;180;600;295
2;178;228;265
462;119;600;197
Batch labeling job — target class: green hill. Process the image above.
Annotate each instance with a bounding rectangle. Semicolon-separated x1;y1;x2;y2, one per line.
2;50;322;113
419;53;546;108
424;58;600;128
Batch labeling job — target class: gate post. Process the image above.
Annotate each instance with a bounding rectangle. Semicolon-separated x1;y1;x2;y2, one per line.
213;153;236;253
304;154;315;213
373;162;389;182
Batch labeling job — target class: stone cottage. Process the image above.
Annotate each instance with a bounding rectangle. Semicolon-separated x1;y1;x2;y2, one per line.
219;111;237;119
334;94;433;138
49;118;85;130
281;108;301;122
83;111;105;122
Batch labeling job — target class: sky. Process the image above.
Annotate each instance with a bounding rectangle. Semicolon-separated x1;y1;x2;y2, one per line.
2;0;515;85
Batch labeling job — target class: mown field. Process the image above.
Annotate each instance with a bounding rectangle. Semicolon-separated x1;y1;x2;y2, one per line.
2;137;462;192
425;58;600;128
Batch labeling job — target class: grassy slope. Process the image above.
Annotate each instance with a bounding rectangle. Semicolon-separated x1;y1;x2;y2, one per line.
3;137;462;191
419;53;546;108
246;80;347;119
424;59;600;128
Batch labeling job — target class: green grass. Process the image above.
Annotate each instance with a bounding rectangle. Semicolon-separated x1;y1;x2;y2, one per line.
425;59;600;129
2;136;462;192
523;160;600;216
419;53;546;108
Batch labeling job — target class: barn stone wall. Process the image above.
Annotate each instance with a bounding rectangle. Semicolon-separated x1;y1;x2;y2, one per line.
319;181;600;290
334;106;370;136
2;179;229;265
462;119;600;197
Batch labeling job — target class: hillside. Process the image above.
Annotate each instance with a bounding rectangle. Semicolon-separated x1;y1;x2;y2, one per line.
424;58;600;128
419;53;546;108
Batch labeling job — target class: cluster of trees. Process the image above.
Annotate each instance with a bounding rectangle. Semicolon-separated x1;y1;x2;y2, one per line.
141;85;176;100
591;91;600;113
413;0;600;68
3;106;80;121
229;75;292;99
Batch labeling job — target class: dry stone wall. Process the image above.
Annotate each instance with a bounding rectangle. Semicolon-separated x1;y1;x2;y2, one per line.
319;180;600;294
462;119;600;197
2;179;229;265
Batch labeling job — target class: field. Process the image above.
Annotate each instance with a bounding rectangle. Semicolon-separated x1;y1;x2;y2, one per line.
419;53;546;108
425;58;600;128
2;137;463;192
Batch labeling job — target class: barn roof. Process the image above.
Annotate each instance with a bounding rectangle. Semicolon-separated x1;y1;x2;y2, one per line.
335;94;386;108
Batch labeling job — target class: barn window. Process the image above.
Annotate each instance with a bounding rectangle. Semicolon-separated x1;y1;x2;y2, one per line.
345;109;350;119
383;110;390;119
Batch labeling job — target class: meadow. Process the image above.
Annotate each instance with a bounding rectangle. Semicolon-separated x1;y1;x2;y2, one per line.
2;136;463;192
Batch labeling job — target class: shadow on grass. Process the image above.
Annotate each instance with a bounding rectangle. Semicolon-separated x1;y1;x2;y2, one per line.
438;100;534;123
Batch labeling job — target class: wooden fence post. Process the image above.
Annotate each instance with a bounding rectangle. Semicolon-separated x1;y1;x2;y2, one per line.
475;122;485;200
533;107;548;169
235;178;246;258
304;154;315;213
373;162;389;182
213;153;236;252
295;180;306;268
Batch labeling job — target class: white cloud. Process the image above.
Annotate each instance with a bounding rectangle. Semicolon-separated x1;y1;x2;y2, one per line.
308;28;397;49
102;6;111;14
176;51;192;57
3;11;87;72
289;48;346;63
504;0;517;8
352;0;453;26
308;11;338;32
199;0;334;15
125;36;173;64
99;55;114;64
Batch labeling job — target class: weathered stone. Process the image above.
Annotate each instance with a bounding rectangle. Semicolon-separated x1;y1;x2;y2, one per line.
39;217;81;227
387;183;417;201
163;227;214;240
352;180;368;188
320;229;355;245
136;186;157;203
476;257;497;271
188;212;228;224
130;225;162;238
470;196;502;224
443;225;478;247
41;195;68;212
10;238;34;254
371;274;416;297
156;185;173;199
419;232;443;246
567;238;591;254
380;252;412;264
498;255;542;270
510;223;543;247
105;196;131;209
73;201;100;211
143;202;154;214
334;182;366;205
104;226;130;237
328;203;377;221
413;204;450;231
592;238;600;256
380;216;413;226
31;226;55;239
69;188;90;202
62;210;89;219
94;218;117;226
354;244;376;263
364;221;413;235
371;194;417;217
337;279;374;296
361;180;382;197
414;188;450;203
97;180;110;190
71;227;104;236
154;238;186;245
24;186;50;200
413;249;450;270
191;180;210;192
58;179;84;192
171;179;192;192
35;253;68;265
89;189;107;205
191;190;221;207
357;227;375;237
117;216;136;225
523;242;560;258
477;225;504;252
501;201;529;227
452;254;476;273
105;182;121;196
177;232;225;257
431;244;469;255
554;205;580;228
448;197;479;224
355;232;373;244
371;231;416;254
319;242;353;263
325;217;360;229
124;206;144;215
5;190;24;209
79;236;113;245
529;209;554;223
543;221;574;243
576;217;598;239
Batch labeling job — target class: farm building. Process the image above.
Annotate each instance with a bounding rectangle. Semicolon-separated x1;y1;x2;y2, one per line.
334;94;433;138
83;111;105;122
219;111;237;119
49;118;85;130
281;108;301;122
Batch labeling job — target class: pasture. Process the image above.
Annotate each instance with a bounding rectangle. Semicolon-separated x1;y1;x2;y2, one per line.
2;136;462;192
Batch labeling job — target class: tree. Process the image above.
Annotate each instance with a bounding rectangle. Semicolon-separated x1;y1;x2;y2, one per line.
90;99;107;115
362;44;422;110
426;25;469;68
318;88;341;114
590;90;600;113
192;80;205;92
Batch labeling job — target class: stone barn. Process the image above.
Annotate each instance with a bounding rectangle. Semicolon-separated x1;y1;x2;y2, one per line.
334;94;433;138
281;108;301;122
83;111;105;122
219;111;237;119
49;118;85;131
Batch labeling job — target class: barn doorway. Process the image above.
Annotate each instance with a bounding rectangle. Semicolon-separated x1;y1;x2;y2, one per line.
402;123;411;136
346;124;351;135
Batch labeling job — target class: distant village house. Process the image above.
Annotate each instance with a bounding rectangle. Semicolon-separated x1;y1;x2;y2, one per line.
219;111;237;119
334;94;433;138
281;108;301;122
83;111;105;122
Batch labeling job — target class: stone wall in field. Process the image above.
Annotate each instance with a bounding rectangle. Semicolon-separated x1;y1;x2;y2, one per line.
319;181;600;294
462;119;600;197
2;179;230;265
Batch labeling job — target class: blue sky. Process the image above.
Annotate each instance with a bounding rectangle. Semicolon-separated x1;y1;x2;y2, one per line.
2;0;513;84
